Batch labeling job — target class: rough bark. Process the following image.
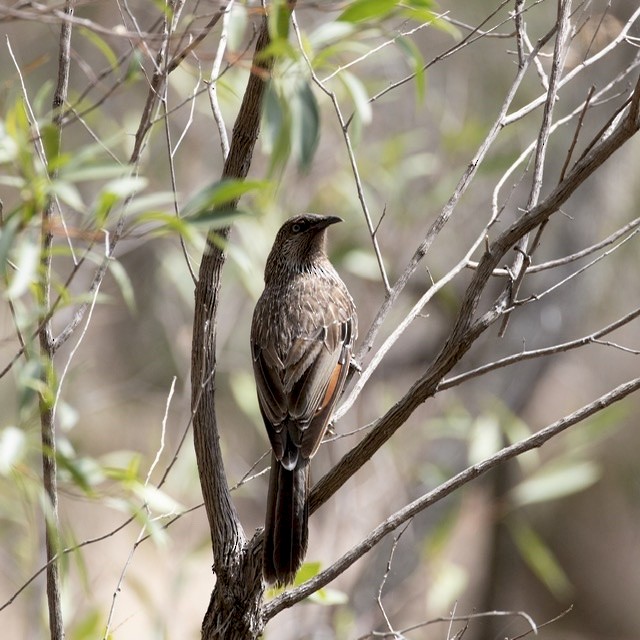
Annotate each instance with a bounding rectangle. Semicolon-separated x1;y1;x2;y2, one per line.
190;14;277;639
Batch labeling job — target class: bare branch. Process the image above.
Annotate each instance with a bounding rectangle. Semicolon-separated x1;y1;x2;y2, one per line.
439;306;640;391
310;76;640;527
354;19;558;365
504;6;640;125
292;12;390;292
266;375;640;617
499;0;573;336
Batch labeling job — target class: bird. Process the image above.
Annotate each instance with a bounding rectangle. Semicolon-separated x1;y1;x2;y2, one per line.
250;213;357;586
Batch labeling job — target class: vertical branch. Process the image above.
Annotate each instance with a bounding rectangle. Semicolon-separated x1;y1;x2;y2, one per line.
499;0;572;335
191;11;274;571
38;2;75;639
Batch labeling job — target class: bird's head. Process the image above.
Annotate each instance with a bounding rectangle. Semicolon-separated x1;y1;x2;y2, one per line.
264;213;342;281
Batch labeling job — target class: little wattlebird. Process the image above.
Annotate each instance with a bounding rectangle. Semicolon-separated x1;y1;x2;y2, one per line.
250;213;357;586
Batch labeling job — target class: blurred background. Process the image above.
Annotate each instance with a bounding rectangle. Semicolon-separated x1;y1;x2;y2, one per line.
1;0;639;638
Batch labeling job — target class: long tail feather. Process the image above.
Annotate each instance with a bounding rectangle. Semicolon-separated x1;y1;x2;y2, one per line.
263;455;309;586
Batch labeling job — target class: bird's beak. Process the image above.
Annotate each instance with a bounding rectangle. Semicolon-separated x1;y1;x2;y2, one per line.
314;215;343;230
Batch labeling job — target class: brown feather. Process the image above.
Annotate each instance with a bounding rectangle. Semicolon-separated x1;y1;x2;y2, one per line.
251;214;357;585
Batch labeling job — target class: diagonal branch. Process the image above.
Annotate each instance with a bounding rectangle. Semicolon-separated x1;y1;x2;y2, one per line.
309;72;640;522
267;374;640;617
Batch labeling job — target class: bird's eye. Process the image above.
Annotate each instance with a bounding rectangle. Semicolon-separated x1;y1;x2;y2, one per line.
291;223;303;233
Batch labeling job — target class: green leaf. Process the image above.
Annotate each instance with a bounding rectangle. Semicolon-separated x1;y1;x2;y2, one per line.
5;239;39;299
309;22;356;49
102;175;148;199
510;460;600;507
183;179;266;219
0;120;19;164
268;0;292;42
426;561;468;613
40;123;61;167
59;164;130;183
262;80;291;172
509;517;572;598
339;70;372;125
79;27;119;70
309;586;349;606
49;180;85;212
395;35;426;103
291;81;320;171
0;426;27;475
108;259;136;313
400;0;439;24
57;452;103;496
338;0;398;23
467;415;502;466
122;192;175;216
133;484;184;516
227;3;248;52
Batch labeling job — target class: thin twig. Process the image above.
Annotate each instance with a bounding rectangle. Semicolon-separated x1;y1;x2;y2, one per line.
499;0;572;336
504;6;640;125
292;12;391;292
439;306;640;391
207;0;234;160
559;85;595;182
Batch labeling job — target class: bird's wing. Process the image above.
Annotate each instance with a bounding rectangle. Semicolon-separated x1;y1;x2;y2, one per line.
252;282;356;467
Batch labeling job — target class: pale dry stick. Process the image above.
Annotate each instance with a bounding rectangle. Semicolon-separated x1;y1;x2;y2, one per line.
447;601;458;640
504;5;640;125
66;106;123;162
360;609;539;639
353;16;559;366
115;0;163;67
0;4;169;39
103;376;179;639
162;57;200;283
489;57;640;234
523;30;549;90
144;376;176;484
559;85;595;182
292;12;390;292
499;0;572;336
592;339;640;355
334;224;488;421
321;14;445;83
510;606;574;640
439;304;640;392
0;2;212;43
375;520;413;640
208;0;235;160
167;6;225;73
470;214;640;277
515;228;639;306
443;14;514;39
369;0;515;106
265;375;640;619
171;63;201;155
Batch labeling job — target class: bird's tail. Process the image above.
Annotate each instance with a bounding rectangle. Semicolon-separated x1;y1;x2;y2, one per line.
263;454;309;586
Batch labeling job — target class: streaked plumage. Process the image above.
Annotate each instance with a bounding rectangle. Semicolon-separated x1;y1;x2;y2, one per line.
251;214;357;585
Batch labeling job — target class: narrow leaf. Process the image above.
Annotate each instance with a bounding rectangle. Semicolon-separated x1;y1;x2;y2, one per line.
338;0;398;23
